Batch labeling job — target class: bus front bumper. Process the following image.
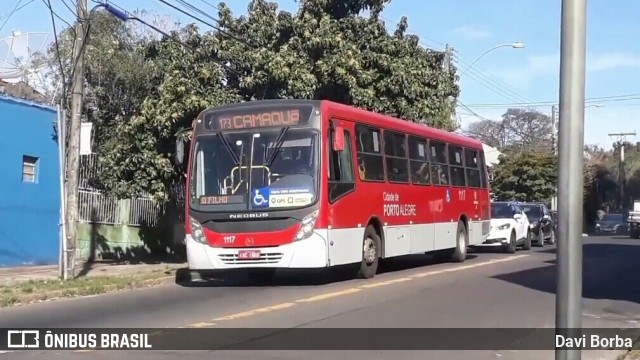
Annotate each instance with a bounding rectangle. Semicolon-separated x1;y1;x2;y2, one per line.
185;230;329;270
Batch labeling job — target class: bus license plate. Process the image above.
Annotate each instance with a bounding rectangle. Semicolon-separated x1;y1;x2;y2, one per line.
238;250;261;260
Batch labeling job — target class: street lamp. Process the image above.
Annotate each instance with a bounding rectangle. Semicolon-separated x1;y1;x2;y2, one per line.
458;42;525;77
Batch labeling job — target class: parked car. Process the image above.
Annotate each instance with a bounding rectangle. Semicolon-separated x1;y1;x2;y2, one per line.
477;201;531;253
595;213;628;235
520;202;555;246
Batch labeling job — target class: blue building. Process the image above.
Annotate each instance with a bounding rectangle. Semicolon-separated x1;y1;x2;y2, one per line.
0;93;60;267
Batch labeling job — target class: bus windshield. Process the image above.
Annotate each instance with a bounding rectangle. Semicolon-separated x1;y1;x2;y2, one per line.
189;127;319;212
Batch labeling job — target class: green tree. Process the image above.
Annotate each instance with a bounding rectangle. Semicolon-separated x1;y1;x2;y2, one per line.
97;24;239;198
490;149;558;202
463;108;552;151
96;0;460;199
609;142;640;208
213;0;458;125
32;10;160;153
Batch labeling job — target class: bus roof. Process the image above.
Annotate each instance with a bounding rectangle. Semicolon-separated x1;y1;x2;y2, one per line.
321;100;483;149
198;99;483;149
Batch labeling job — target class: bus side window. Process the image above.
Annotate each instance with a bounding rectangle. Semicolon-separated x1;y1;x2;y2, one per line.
429;141;449;186
479;150;488;188
383;130;409;183
448;145;466;187
355;125;385;182
464;148;482;188
328;128;355;202
408;135;430;185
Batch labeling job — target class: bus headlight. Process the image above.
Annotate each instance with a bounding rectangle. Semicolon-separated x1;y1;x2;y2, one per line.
295;210;319;241
189;216;207;244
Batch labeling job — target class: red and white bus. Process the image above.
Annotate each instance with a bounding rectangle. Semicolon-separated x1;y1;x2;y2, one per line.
174;99;491;281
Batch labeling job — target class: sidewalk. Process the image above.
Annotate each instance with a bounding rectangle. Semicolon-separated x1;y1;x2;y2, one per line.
0;261;186;286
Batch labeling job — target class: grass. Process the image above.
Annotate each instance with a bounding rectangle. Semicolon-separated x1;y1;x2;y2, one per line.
0;268;177;308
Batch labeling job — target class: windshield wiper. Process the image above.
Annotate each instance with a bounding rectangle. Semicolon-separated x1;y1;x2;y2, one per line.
265;127;289;166
217;132;241;165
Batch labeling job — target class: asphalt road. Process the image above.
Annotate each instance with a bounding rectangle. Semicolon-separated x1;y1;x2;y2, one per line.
2;235;640;360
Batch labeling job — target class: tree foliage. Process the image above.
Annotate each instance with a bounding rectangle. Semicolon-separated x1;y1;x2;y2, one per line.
43;0;458;199
463;108;553;151
32;11;162;152
490;149;557;202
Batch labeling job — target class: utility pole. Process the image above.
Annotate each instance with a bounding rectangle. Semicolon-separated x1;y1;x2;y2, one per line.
556;0;587;359
609;132;636;212
550;104;559;211
64;0;89;279
443;44;459;129
443;44;453;72
551;104;559;156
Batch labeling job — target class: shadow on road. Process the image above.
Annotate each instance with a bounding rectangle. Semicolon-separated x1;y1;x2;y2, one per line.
175;253;479;288
492;243;640;304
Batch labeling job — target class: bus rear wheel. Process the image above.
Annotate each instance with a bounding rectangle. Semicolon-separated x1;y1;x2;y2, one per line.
450;221;468;262
357;225;381;279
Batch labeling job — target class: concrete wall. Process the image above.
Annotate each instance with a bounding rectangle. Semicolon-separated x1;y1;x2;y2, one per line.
75;199;185;262
0;96;59;267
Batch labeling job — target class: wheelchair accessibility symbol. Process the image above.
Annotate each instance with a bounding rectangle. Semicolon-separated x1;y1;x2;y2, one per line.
253;189;269;208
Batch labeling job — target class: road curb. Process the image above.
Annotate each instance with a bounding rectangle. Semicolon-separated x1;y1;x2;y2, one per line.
0;275;176;308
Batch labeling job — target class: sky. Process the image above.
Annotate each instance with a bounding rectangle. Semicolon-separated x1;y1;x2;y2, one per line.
0;0;639;150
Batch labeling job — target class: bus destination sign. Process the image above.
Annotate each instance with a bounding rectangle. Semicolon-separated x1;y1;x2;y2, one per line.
203;105;312;131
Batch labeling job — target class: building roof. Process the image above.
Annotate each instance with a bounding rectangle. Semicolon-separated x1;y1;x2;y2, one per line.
483;144;503;167
0;80;49;104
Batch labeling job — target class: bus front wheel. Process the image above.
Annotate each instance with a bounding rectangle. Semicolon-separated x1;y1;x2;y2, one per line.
357;225;381;279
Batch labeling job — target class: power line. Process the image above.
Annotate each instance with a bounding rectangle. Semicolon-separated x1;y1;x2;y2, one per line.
174;0;222;25
369;16;532;118
0;0;34;22
378;15;445;50
452;53;532;104
0;0;25;33
456;101;494;122
41;0;75;28
154;0;255;48
42;0;68;99
104;1;243;78
374;17;532;107
60;0;77;17
466;93;640;108
455;62;531;104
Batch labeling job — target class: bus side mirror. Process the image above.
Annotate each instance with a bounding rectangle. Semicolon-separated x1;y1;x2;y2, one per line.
174;127;192;168
332;127;345;152
175;138;185;167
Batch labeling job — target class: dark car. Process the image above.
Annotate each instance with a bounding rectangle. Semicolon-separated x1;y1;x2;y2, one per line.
595;213;628;234
519;202;556;246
